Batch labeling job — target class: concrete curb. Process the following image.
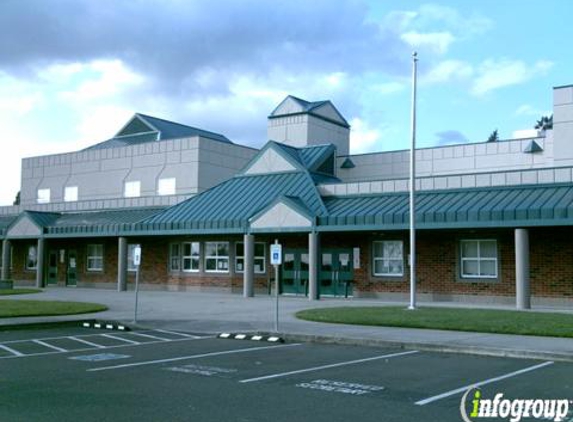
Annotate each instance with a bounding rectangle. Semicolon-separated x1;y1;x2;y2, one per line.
276;332;573;363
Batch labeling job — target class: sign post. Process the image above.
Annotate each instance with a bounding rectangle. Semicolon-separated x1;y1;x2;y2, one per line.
133;245;142;323
270;240;282;333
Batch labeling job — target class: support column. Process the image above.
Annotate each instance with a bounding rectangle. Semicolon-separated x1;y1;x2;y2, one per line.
35;238;45;288
515;228;531;310
308;231;319;301
243;234;254;297
117;237;128;292
1;239;11;280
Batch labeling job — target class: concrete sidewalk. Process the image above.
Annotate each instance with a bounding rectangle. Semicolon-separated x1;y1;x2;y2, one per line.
2;288;573;362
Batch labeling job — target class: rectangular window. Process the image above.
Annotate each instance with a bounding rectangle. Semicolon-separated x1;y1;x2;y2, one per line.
235;242;266;273
460;240;498;278
127;244;139;272
205;242;229;273
87;244;104;272
124;181;141;198
64;186;78;202
373;241;404;276
26;245;38;270
169;243;181;271
157;178;176;196
37;188;50;204
182;242;200;272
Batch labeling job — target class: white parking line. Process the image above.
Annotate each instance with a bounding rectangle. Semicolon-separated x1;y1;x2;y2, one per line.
239;350;419;384
100;334;140;345
154;329;201;339
68;336;106;349
415;361;554;406
0;343;25;357
88;343;302;372
129;332;171;342
32;339;68;353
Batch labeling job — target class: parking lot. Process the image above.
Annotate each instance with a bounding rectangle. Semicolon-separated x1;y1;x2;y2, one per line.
1;326;572;422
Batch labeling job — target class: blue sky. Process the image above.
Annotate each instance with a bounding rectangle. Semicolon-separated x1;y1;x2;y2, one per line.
0;0;571;205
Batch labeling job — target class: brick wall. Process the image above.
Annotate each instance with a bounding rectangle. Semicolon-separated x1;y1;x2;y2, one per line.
7;227;572;299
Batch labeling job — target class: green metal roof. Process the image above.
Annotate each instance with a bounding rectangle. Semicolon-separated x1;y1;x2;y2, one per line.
319;184;573;231
85;113;231;151
0;215;17;237
136;172;327;233
25;211;61;228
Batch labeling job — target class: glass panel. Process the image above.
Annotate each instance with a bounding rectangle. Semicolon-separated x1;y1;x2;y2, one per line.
462;241;478;258
480;260;497;276
254;243;265;257
321;253;332;271
183;243;192;256
236;243;244;257
462;260;479;276
388;259;403;275
254;258;265;273
373;242;383;257
191;242;200;256
217;243;229;256
480;241;497;258
374;260;385;275
205;259;216;271
191;257;200;271
384;241;402;259
300;254;309;271
284;253;295;271
205;243;217;257
339;253;350;270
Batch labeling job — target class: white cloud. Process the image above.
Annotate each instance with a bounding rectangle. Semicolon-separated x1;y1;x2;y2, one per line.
349;117;383;154
401;31;455;55
424;59;473;84
59;59;145;102
471;59;554;96
514;104;552;117
373;81;405;95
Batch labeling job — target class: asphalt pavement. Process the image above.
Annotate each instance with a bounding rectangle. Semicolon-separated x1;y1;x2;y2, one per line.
2;288;573;362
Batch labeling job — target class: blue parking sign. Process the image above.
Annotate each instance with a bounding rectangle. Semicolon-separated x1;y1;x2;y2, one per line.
270;244;282;265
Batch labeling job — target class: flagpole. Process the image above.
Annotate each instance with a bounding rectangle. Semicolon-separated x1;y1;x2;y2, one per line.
408;51;418;310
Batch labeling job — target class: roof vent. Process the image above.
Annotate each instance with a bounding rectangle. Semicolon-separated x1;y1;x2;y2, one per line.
523;140;543;153
340;158;355;169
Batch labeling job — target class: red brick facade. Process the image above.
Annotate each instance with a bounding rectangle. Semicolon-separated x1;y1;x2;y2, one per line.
5;227;573;300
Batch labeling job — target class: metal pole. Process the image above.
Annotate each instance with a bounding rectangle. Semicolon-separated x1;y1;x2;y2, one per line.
274;239;279;333
134;266;140;323
408;51;418;310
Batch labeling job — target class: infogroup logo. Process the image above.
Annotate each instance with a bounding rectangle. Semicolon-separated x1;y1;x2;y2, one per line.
460;387;570;422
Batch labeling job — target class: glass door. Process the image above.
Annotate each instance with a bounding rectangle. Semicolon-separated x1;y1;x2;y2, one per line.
280;249;308;295
47;250;58;285
66;250;77;286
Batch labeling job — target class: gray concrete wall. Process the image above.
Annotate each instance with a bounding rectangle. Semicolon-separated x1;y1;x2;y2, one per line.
268;114;350;156
338;136;554;182
20;137;257;209
553;85;573;164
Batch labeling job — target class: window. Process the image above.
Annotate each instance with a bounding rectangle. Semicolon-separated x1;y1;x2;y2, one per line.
64;186;78;202
124;181;141;198
460;240;498;278
182;242;200;272
235;242;266;273
205;242;229;273
169;243;181;271
87;244;104;272
127;244;139;272
26;245;38;270
37;188;50;204
373;241;404;276
158;178;176;196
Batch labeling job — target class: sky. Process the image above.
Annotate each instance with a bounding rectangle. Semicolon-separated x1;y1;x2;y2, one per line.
0;0;571;205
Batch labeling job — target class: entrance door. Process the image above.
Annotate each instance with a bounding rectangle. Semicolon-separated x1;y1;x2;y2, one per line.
47;251;58;285
281;249;309;295
320;249;354;297
66;250;78;286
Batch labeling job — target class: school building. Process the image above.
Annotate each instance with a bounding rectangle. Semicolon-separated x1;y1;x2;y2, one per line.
1;85;573;308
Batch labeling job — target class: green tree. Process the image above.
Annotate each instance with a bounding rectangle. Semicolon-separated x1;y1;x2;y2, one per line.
534;115;553;130
13;191;20;206
487;129;499;142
